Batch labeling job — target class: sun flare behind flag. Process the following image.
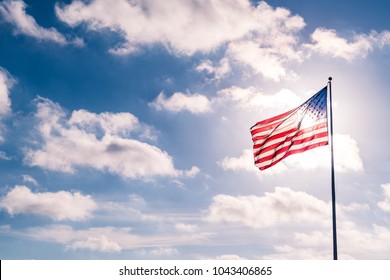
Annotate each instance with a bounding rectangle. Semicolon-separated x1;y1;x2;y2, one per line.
250;87;328;171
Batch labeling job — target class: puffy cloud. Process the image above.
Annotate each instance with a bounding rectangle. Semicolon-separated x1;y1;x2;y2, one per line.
21;174;38;186
0;0;83;45
181;166;201;178
0;185;97;221
150;92;212;114
53;0;262;55
68;109;140;138
23;97;196;179
219;149;254;172
55;0;304;80
225;2;305;81
264;233;338;259
227;40;298;81
195;58;231;81
219;149;288;176
0;151;11;160
378;183;390;212
217;86;302;111
148;247;179;257
0;68;14;142
220;134;363;175
332;134;364;172
287;134;363;172
205;187;330;229
336;223;390;259
67;235;121;252
0;68;13;116
304;28;390;61
150;87;303;115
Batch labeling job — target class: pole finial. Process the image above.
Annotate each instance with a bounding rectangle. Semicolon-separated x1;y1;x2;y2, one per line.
328;77;332;81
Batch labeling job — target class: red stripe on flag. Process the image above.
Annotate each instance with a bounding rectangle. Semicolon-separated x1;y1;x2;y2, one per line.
254;131;329;158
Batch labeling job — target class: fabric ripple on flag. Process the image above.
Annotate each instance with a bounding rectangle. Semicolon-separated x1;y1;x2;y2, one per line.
250;87;328;171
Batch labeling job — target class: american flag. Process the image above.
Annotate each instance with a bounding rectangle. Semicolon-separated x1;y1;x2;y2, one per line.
250;87;328;171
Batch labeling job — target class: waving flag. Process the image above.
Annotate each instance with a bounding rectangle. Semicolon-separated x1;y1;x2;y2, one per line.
250;87;328;170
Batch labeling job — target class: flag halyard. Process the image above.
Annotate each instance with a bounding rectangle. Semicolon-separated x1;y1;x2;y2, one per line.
250;87;328;171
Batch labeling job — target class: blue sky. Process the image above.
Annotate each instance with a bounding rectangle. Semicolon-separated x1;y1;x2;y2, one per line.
0;0;390;259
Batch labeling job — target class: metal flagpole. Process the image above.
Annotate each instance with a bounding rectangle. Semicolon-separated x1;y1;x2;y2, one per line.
328;77;338;260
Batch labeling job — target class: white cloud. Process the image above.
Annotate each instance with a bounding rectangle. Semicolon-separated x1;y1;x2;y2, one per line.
217;86;302;111
215;254;245;260
205;186;330;229
54;0;260;55
0;151;11;160
195;58;231;81
0;185;97;221
150;92;212;114
68;109;140;137
286;134;364;172
148;247;179;257
0;0;83;45
55;0;304;81
23;97;196;179
175;223;198;233
0;68;13;116
150;87;303;115
304;28;390;61
224;2;305;81
219;149;287;176
372;30;390;47
220;134;363;175
377;183;390;212
54;0;390;81
337;223;390;259
0;68;14;142
21;174;38;186
68;235;122;252
227;40;299;81
263;230;332;260
181;166;201;178
219;149;256;173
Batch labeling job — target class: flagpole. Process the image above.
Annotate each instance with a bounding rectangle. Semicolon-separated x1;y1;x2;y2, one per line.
328;77;338;260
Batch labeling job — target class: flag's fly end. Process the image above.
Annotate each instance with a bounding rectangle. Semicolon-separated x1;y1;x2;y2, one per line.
250;87;328;171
